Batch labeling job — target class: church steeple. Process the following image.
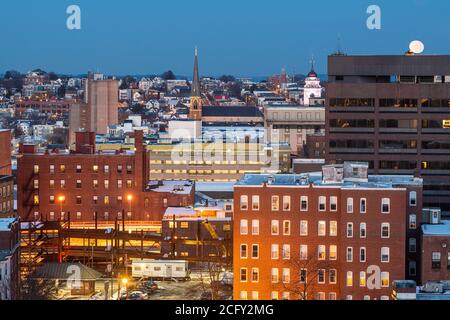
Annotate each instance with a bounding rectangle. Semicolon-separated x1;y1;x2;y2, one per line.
190;47;202;120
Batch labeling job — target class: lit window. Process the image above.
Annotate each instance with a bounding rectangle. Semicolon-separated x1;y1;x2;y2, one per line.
104;180;110;189
104;165;109;173
240;195;248;210
93;180;98;188
93;165;99;173
271;268;279;283
271;196;279;211
360;272;366;287
252;220;259;235
318;221;326;236
329;292;337;300
282;268;290;284
300;220;308;236
330;221;338;236
240;220;248;235
330;245;337;260
317;292;326;300
318;245;326;260
409;214;417;229
33;195;39;205
282;292;290;300
104;196;110;205
381;272;389;287
271;292;279;300
299;245;308;260
381;198;390;213
271;220;279;235
283;196;291;211
271;244;279;260
346;271;353;287
76;180;82;188
76;165;82;173
48;165;53;174
282;244;291;260
283;220;291;235
252;195;260;211
60;165;65;173
60;180;66;188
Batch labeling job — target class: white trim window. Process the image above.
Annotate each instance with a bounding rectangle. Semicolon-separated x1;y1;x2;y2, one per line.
240;220;248;235
318;196;326;211
300;245;308;260
330;196;338;212
282;268;290;284
240;244;248;259
381;223;390;238
300;196;308;211
360;247;366;262
330;221;338;236
409;214;417;229
381;198;390;214
347;222;354;238
381;247;390;263
330;245;337;260
318;245;326;260
360;223;367;238
360;271;367;287
346;247;353;262
271;244;279;260
282;244;291;260
283;196;291;211
347;197;354;213
409;191;417;206
271;196;279;211
252;195;260;211
271;220;279;235
300;220;308;236
240;195;248;211
346;272;353;287
271;268;279;283
381;272;390;287
283;220;291;236
252;220;260;235
360;198;367;214
318;221;326;236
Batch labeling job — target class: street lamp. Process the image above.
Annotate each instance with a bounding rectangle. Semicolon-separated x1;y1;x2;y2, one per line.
58;195;65;220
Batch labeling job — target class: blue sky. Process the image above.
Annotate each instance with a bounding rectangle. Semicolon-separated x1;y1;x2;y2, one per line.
0;0;449;77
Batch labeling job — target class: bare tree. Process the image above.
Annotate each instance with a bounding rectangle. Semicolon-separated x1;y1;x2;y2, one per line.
276;248;336;300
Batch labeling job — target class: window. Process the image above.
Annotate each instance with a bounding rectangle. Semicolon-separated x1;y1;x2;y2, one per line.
409;191;417;206
347;198;354;213
381;198;390;213
251;268;259;283
240;268;248;282
282;244;291;260
76;165;82;173
330;196;337;211
93;180;98;188
104;180;110;189
299;269;307;283
381;247;390;263
409;214;417;229
271;292;279;300
240;291;248;300
271;196;279;211
300;196;308;211
317;292;326;300
283;196;291;211
409;261;417;276
104;165;109;173
282;292;290;300
360;198;367;213
330;245;337;260
360;223;367;238
127;165;132;174
76;212;82;220
329;292;337;300
318;245;326;260
282;268;290;284
318;196;326;211
240;195;248;210
381;223;390;238
283;220;291;236
318;221;326;236
300;245;308;260
93;196;98;205
346;271;353;287
251;244;259;259
271;268;279;283
360;247;366;262
33;195;39;205
448;252;450;269
252;195;260;211
60;180;66;189
127;180;133;188
381;272;389;287
347;223;353;238
49;196;55;204
93;165;99;173
300;220;308;236
432;252;441;269
330;221;337;236
60;165;65;173
409;238;417;253
104;196;110;205
364;295;371;301
318;269;325;284
240;244;248;259
76;196;82;205
48;165;53;174
240;220;248;235
360;272;366;287
329;269;337;284
271;244;279;260
117;180;123;189
117;165;123;174
271;220;279;235
252;220;259;235
346;247;353;262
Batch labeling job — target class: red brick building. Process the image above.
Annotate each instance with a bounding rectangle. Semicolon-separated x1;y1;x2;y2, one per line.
0;130;12;176
421;210;450;284
233;162;422;300
16;130;195;225
0;218;20;300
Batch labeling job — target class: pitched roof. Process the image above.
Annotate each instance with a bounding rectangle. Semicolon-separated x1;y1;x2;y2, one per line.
202;106;263;118
33;262;104;280
191;48;201;97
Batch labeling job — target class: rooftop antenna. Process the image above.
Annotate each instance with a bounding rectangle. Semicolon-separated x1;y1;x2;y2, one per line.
334;34;346;56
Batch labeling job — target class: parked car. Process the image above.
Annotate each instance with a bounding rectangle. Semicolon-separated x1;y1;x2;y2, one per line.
128;291;148;300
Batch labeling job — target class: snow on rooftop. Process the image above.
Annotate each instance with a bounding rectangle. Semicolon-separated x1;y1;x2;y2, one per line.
147;180;193;194
422;220;450;236
196;182;235;192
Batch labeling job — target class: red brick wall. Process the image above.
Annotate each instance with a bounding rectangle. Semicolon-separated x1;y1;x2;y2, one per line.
0;130;12;176
233;184;408;300
421;235;450;284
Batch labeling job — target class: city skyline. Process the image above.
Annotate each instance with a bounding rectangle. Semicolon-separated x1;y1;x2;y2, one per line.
1;0;450;76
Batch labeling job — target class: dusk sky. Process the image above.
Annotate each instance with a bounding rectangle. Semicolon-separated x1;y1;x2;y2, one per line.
0;0;449;77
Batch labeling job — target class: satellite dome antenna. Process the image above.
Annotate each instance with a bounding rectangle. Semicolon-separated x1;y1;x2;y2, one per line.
408;40;425;55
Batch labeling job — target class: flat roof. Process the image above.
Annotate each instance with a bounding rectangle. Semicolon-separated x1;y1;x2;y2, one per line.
422;220;450;236
0;218;17;231
146;180;194;195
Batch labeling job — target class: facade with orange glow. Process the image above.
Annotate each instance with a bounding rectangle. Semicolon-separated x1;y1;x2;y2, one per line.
233;163;422;300
16;131;195;226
